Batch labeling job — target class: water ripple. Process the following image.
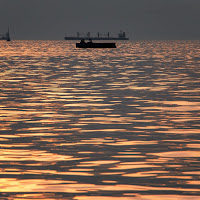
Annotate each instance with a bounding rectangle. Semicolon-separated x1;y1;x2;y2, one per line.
0;40;199;199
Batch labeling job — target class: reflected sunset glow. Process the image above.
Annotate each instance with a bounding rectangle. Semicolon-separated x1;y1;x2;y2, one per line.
0;40;199;199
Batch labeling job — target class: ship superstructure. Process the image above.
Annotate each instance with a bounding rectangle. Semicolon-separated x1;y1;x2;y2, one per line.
64;31;129;40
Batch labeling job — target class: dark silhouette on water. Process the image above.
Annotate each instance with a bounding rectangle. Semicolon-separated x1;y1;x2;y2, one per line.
0;28;10;41
65;31;129;40
76;39;116;48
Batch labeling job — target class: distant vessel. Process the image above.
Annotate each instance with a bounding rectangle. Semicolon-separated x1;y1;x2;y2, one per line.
0;28;10;41
76;39;116;48
65;31;129;40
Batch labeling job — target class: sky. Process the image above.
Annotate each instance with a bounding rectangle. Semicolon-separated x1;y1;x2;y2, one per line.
0;0;200;40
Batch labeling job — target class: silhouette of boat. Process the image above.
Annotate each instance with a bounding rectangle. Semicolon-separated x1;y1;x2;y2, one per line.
66;31;129;41
0;28;10;41
76;39;116;48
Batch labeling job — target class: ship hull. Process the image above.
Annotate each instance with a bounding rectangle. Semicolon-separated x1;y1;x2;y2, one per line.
65;37;129;41
0;38;10;41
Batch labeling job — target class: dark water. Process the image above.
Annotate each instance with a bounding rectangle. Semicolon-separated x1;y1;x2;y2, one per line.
0;40;200;200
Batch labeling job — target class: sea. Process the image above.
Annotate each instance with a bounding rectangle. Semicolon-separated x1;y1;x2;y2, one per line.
0;40;200;200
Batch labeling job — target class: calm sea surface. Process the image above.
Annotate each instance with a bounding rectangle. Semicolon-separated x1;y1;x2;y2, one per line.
0;40;200;200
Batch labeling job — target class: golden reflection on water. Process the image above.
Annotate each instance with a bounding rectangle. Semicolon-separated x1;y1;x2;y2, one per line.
0;40;200;199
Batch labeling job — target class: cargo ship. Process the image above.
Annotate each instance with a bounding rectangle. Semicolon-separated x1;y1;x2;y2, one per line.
0;28;10;41
64;31;129;40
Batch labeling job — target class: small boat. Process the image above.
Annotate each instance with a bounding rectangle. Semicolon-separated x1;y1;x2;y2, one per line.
0;28;11;41
76;39;116;48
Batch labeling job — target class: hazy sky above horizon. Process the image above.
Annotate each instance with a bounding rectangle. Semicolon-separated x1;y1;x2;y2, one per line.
0;0;200;40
